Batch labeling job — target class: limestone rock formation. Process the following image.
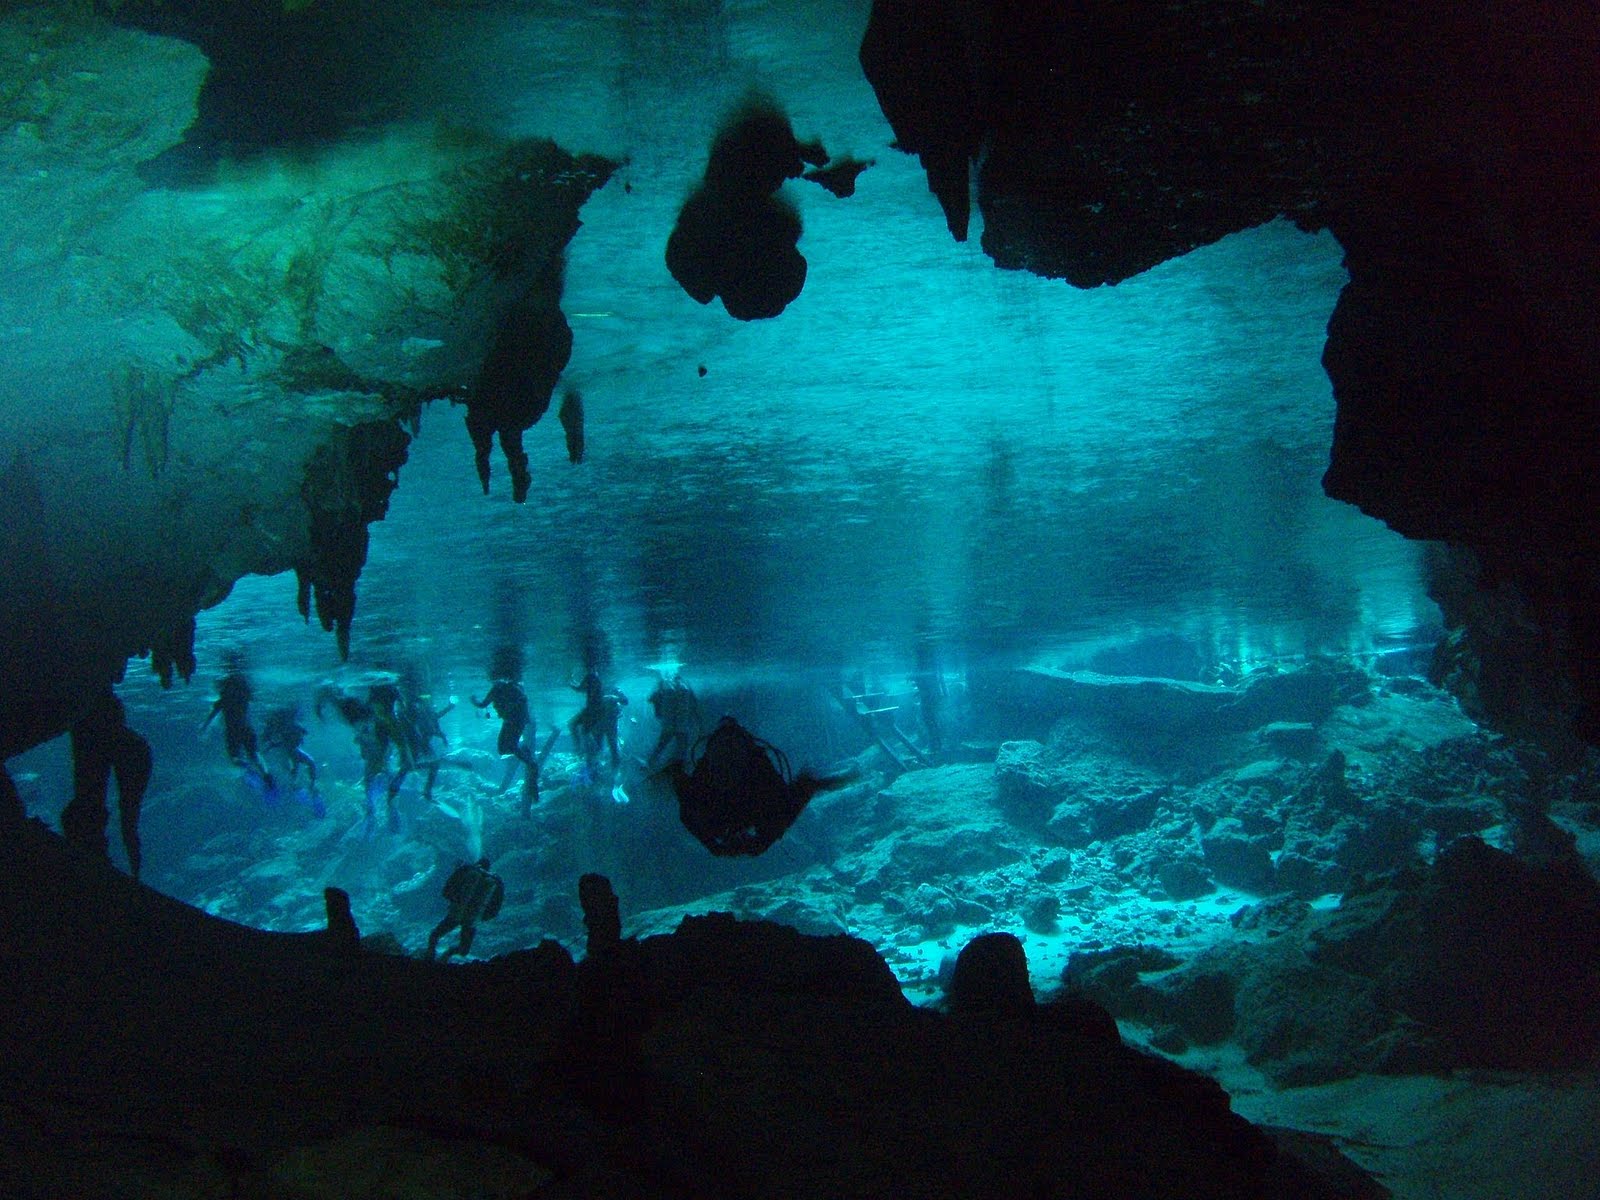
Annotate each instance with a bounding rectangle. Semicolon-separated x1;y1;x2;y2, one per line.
666;94;825;320
0;6;615;755
0;822;1388;1198
1067;836;1600;1086
860;0;1600;747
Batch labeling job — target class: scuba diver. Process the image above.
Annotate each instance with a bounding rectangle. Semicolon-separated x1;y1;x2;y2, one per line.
385;674;456;807
201;661;270;782
315;682;399;834
645;673;701;772
665;716;854;856
261;706;317;788
426;856;505;961
472;675;539;815
260;705;324;818
64;688;153;880
568;669;628;780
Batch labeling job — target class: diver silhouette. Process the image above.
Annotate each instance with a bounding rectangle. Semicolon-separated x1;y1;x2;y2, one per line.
569;670;627;779
316;682;400;833
261;706;317;787
473;676;539;815
666;716;853;856
385;672;456;806
426;857;505;961
202;664;270;782
646;673;701;772
63;689;153;880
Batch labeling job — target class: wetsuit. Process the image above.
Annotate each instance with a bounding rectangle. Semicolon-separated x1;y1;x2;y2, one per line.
427;860;505;960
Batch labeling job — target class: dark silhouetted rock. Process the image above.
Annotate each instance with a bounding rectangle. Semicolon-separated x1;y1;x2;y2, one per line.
666;95;824;320
802;155;874;198
0;821;1384;1198
467;275;572;503
557;387;585;464
323;886;360;954
578;871;621;956
947;931;1033;1017
859;0;1600;748
1309;836;1600;1069
1158;858;1215;901
295;420;411;658
1038;990;1122;1046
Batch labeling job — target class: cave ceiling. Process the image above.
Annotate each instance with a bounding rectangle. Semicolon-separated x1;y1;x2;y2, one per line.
1;0;1596;758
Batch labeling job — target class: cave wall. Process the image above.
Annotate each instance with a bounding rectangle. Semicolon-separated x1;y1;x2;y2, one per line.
0;4;613;758
860;0;1600;745
4;1;1596;760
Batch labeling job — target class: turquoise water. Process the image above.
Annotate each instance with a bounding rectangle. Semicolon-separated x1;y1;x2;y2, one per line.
10;0;1437;911
174;216;1433;706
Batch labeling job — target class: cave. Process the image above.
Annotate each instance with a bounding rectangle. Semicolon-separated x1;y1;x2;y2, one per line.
2;2;1598;1197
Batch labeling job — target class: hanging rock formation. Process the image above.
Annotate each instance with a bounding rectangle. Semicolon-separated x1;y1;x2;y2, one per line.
0;6;615;757
860;0;1600;748
666;93;827;320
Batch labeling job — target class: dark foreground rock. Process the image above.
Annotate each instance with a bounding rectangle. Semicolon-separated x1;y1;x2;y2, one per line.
1067;837;1600;1086
0;820;1386;1198
860;0;1600;748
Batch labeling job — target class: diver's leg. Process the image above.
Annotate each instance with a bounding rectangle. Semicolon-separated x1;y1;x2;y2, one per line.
494;724;522;793
113;733;152;882
386;772;405;832
64;733;114;859
426;916;456;960
520;754;539;818
496;756;521;794
448;922;477;960
234;727;270;785
646;729;672;772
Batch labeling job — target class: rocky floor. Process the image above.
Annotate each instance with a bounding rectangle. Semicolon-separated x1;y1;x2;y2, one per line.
13;660;1600;1196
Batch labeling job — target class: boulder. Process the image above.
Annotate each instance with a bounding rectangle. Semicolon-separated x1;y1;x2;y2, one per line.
994;740;1061;824
1202;818;1278;892
1157;858;1215;901
1309;837;1600;1069
947;931;1034;1017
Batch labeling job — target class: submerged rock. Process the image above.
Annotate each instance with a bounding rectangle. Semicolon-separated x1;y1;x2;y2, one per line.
0;5;616;754
1071;835;1600;1085
0;821;1388;1198
666;94;823;320
947;930;1034;1017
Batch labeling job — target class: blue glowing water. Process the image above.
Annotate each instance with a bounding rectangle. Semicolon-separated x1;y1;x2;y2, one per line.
11;0;1438;910
183;217;1431;704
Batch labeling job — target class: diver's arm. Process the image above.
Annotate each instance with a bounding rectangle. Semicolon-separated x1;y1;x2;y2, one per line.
200;699;222;730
